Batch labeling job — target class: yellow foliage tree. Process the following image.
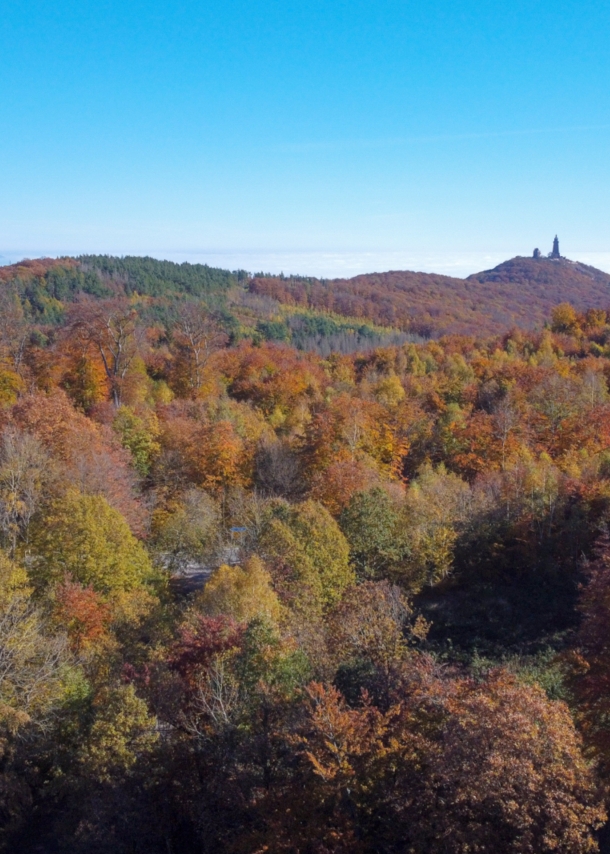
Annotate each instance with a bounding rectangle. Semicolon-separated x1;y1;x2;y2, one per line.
260;500;354;612
0;367;24;407
79;684;158;782
374;373;406;408
197;556;281;624
29;489;155;595
551;302;581;335
401;464;471;591
0;552;68;735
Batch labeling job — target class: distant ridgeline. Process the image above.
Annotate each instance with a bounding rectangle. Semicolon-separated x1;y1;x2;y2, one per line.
250;237;610;338
1;239;610;343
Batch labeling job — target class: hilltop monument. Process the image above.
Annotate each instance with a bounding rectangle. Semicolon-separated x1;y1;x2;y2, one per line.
550;235;560;258
533;237;561;259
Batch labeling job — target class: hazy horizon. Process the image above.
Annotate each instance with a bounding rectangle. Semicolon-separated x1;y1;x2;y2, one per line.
2;246;610;281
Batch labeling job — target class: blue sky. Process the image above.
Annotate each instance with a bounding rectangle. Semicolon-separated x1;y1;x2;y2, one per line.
2;0;610;277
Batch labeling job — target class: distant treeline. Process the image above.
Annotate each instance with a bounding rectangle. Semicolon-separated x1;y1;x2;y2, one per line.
256;312;422;356
0;257;423;356
0;256;240;323
78;255;244;297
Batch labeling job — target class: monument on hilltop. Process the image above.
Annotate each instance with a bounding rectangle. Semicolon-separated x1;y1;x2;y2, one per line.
550;235;560;258
533;237;562;259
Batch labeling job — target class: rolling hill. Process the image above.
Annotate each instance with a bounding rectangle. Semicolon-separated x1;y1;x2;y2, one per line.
249;255;610;338
2;251;610;340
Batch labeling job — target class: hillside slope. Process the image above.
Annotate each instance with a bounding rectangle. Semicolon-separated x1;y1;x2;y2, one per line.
250;256;610;337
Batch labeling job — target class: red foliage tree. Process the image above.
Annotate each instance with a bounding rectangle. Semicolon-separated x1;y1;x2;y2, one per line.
53;576;111;653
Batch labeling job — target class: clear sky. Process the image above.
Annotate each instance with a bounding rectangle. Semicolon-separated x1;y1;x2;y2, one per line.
2;0;610;277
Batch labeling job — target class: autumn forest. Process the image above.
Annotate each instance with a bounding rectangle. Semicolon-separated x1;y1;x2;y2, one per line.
3;254;610;852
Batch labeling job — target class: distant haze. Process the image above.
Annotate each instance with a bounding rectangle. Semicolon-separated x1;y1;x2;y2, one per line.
2;248;610;281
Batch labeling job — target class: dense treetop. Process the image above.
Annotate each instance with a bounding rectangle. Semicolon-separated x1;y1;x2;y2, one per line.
2;255;610;850
78;254;242;297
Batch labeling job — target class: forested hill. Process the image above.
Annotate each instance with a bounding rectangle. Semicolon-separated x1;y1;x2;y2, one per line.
3;252;610;340
0;256;241;320
250;255;610;337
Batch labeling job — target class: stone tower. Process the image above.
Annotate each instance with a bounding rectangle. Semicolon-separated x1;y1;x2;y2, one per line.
551;235;560;258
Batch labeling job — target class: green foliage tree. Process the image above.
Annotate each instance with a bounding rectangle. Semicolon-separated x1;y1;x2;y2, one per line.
112;406;160;476
339;487;409;580
78;255;236;298
226;619;307;699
